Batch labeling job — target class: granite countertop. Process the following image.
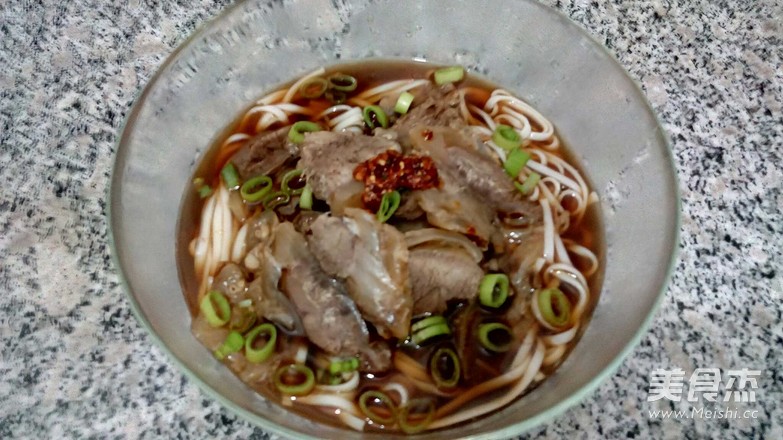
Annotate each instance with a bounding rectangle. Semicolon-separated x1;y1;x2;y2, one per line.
1;0;781;438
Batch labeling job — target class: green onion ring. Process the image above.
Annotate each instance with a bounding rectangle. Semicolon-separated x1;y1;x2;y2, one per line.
411;315;447;333
214;330;244;360
376;190;400;222
363;105;389;129
239;175;273;203
244;323;277;364
398;398;436;434
504;147;531;178
220;162;240;189
492;124;522;151
288;121;322;144
514;172;541;195
394;91;415;114
262;191;290;211
199;290;231;327
429;347;461;389
433;66;464;85
477;323;513;353
299;77;328;98
274;364;316;396
412;323;451;346
193;178;213;198
479;274;510;308
281;169;306;195
327;73;358;92
537;287;572;328
299;183;313;210
358;390;397;425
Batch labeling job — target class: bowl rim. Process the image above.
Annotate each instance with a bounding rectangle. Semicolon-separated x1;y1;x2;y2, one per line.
107;0;682;438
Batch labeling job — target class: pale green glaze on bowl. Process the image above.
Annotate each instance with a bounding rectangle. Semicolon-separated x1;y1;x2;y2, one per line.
109;0;680;438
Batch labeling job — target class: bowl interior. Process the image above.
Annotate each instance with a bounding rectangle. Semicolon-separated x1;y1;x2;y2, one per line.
110;0;679;438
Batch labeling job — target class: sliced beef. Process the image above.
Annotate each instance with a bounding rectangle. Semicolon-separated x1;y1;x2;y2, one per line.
231;126;297;179
410;125;543;225
271;222;391;372
414;169;495;247
408;246;483;315
245;249;305;335
306;208;412;339
392;84;466;146
297;131;402;212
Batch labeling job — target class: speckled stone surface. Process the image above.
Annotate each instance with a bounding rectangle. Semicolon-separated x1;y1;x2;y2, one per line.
1;0;781;439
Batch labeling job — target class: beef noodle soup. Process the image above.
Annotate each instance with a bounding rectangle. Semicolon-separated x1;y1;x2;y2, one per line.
177;61;604;433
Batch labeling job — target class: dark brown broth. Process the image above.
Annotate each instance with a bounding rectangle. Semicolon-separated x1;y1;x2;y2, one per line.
176;59;606;432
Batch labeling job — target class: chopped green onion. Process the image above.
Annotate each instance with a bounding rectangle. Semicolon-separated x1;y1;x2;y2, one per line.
262;191;290;210
411;315;447;333
412;323;451;346
504;148;531;178
492;124;522;151
229;306;257;333
193;178;213;199
299;77;328;98
281;169;305;195
299;183;313;210
199;290;231;327
363;105;389;129
238;299;253;308
274;364;315;396
478;323;513;353
514;172;541;195
220;163;240;189
328;73;358;92
429;347;461;389
537;288;571;328
328;357;360;375
479;274;510;308
358;390;397;425
214;330;244;360
434;66;464;85
395;91;415;114
376;190;400;222
197;185;212;198
288;121;321;144
244;323;277;364
239;175;273;203
398;398;435;434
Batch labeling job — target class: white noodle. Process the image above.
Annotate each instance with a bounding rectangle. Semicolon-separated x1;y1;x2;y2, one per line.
338;411;366;432
430;341;545;429
354;79;429;102
222;133;250;146
230;222;249;263
543;325;578;346
382;382;410;406
282;67;326;103
316;371;360;393
563;239;600;277
294;344;309;364
541;199;555;263
542;344;567;366
553;233;572;265
255;89;286;105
